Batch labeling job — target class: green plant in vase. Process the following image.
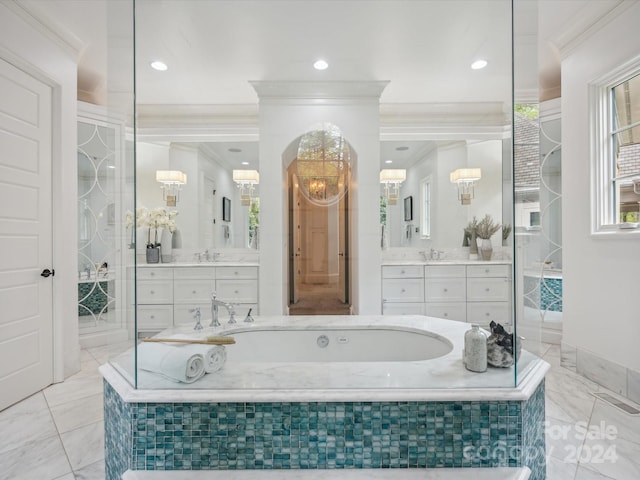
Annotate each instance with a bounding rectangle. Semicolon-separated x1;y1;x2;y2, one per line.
476;214;501;261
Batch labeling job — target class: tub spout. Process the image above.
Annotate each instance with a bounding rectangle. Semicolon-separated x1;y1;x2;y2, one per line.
210;293;235;327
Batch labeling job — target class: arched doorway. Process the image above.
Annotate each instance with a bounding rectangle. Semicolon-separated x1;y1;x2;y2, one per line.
286;124;353;314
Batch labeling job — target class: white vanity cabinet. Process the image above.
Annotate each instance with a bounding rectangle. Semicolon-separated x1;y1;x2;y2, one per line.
172;267;215;327
466;264;511;329
381;265;425;315
135;264;259;332
424;265;467;321
136;267;174;331
381;262;512;327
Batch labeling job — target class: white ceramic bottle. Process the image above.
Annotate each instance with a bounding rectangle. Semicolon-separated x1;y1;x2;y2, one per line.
464;324;487;372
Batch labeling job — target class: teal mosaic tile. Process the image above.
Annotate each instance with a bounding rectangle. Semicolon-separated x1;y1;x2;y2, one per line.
78;280;110;316
104;381;546;478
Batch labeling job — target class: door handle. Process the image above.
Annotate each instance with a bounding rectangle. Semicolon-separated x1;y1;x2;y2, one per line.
295;253;301;257
338;252;344;257
41;268;55;278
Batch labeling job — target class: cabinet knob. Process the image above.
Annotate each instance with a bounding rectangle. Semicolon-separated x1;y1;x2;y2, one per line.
485;312;490;316
443;312;448;317
444;288;448;292
485;288;490;292
192;290;197;294
485;269;489;273
150;290;155;294
150;315;155;319
234;290;239;294
150;272;155;276
401;270;405;274
234;271;238;275
401;288;406;293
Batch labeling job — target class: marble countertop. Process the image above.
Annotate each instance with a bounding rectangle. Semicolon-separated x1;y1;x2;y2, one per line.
137;262;259;267
101;315;549;404
382;259;512;266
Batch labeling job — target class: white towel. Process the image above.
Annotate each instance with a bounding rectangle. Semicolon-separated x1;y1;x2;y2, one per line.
137;341;206;383
166;334;227;374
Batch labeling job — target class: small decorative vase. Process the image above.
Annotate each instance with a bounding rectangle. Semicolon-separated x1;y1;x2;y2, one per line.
146;246;160;264
160;228;173;263
480;238;493;261
464;324;487;373
469;231;478;260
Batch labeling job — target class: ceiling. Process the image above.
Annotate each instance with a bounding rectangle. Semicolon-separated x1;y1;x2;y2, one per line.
20;0;627;170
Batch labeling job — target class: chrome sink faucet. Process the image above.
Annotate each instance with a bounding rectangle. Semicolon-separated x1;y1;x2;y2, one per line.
210;292;236;327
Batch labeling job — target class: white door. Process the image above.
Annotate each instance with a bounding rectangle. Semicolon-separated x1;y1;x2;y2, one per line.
0;58;53;410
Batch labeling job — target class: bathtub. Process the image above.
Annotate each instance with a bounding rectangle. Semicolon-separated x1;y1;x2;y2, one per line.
102;315;549;480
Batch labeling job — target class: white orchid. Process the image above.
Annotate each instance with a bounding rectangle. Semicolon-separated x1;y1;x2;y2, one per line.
134;206;179;246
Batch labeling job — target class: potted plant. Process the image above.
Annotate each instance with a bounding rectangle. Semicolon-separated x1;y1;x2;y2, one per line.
138;207;178;263
463;217;479;260
475;214;501;260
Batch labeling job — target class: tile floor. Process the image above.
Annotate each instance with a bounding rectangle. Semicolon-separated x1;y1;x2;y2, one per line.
1;343;639;480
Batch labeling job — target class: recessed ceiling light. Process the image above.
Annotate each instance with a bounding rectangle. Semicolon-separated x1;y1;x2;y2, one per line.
228;148;242;153
395;146;409;151
313;59;329;70
241;161;250;165
150;60;168;71
471;59;488;70
385;160;393;164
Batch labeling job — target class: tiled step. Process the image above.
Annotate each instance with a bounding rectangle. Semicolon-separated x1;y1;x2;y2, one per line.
122;467;531;480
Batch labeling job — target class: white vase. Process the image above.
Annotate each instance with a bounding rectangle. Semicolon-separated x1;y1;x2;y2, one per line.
464;324;487;372
480;238;493;261
160;228;173;263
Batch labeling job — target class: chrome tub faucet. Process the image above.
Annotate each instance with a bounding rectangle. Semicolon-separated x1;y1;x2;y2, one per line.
210;292;236;327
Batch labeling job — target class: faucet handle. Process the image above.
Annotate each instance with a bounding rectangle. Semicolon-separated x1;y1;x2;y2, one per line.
244;308;254;323
227;304;237;324
190;307;203;330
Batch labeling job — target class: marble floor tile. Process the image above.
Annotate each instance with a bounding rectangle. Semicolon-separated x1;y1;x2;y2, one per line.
581;430;640;479
0;433;72;480
86;341;132;365
43;369;104;408
0;392;59;455
545;384;596;424
589;398;640;446
53;475;76;480
546;455;578;479
546;417;585;464
574;465;617;479
74;458;106;480
50;392;104;434
60;420;105;471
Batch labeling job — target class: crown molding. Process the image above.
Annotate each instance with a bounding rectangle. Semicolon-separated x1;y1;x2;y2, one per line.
3;0;83;60
250;81;390;103
552;0;637;60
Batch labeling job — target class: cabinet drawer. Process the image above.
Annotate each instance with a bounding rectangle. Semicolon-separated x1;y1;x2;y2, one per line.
216;266;258;280
215;279;258;303
136;304;173;330
425;302;467;322
466;278;510;302
174;279;215;303
382;302;424;316
173;267;215;280
382;278;424;303
137;280;173;304
425;265;466;278
136;267;173;281
425;278;466;302
382;265;424;279
466;264;510;278
467;301;511;327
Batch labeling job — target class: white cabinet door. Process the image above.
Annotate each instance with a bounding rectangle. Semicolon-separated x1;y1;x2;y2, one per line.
137;280;173;304
425;278;466;302
425;302;467;322
382;278;425;303
216;279;259;303
382;302;424;316
174;279;215;303
467;278;510;302
137;305;174;330
467;301;511;328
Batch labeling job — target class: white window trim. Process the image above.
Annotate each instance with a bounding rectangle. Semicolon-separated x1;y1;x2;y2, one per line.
420;175;431;239
590;54;640;236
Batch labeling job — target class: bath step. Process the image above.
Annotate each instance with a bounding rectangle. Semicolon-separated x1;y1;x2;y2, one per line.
122;467;531;480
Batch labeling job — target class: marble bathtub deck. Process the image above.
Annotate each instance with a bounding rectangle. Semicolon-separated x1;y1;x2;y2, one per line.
1;343;639;480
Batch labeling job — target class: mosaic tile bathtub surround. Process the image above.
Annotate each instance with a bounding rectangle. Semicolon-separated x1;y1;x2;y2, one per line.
104;381;545;480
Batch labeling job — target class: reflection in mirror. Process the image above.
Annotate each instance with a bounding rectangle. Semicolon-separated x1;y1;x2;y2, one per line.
380;139;506;254
135;141;260;260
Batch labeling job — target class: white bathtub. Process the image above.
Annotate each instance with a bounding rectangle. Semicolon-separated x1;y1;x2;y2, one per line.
107;315;545;400
225;326;452;362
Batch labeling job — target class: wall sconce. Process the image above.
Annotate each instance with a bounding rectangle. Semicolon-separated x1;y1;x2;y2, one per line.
233;169;259;206
156;170;187;206
450;168;481;205
380;169;406;205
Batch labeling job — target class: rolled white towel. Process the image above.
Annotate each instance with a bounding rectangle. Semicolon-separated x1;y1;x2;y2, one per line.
166;334;227;374
137;341;206;383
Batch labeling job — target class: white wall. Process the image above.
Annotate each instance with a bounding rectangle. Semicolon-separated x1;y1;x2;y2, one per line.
561;2;640;372
0;2;80;379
